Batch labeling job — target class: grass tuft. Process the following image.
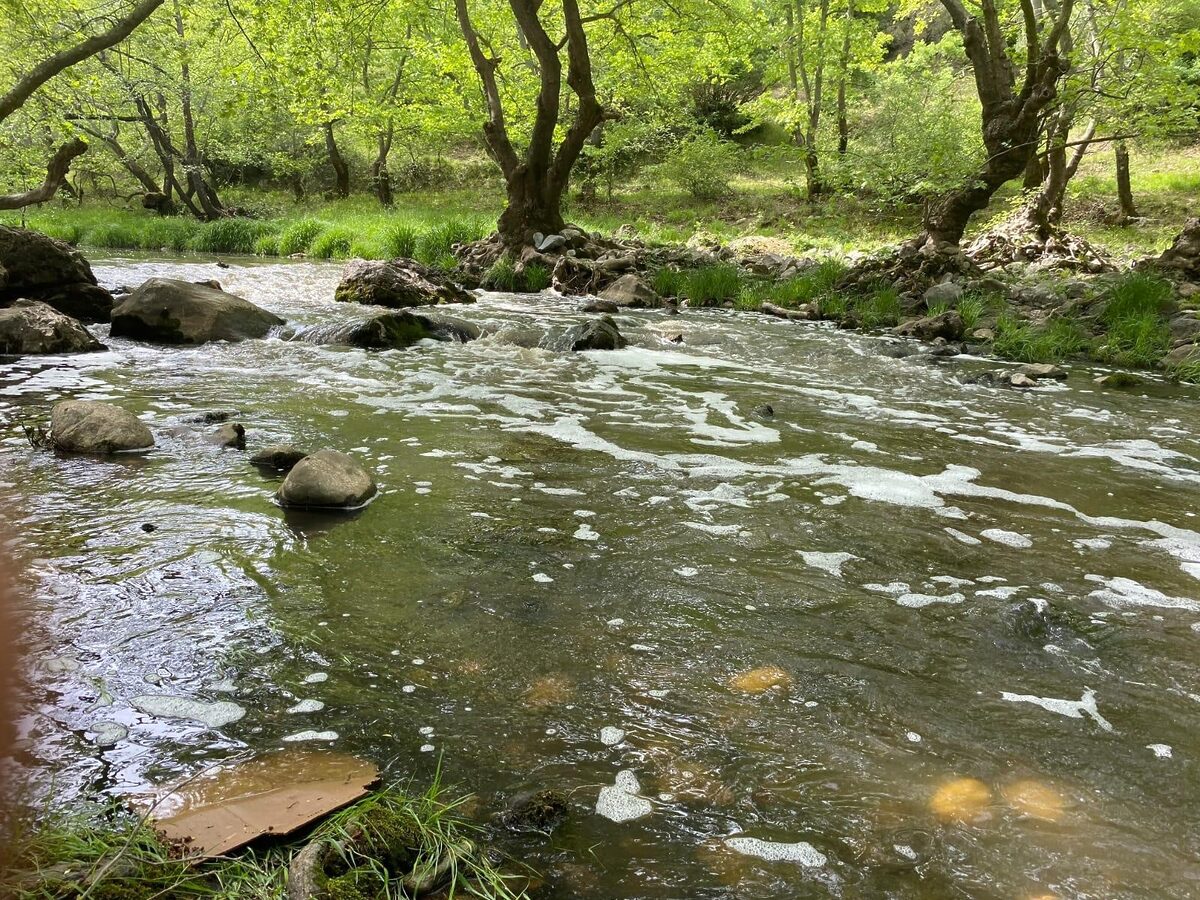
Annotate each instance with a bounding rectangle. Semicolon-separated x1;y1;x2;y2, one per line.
382;223;419;259
855;284;902;327
309;226;357;260
1094;271;1174;367
993;314;1090;362
651;268;687;298
523;262;551;292
277;219;327;256
683;264;742;305
484;256;519;291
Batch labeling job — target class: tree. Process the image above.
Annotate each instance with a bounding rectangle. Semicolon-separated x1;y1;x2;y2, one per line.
920;0;1076;247
0;0;166;209
454;0;607;248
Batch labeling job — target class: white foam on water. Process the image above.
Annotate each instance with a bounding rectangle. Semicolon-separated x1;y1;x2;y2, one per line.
574;523;600;541
975;586;1022;599
573;509;596;518
287;699;325;714
1147;743;1173;758
1074;537;1113;550
282;730;338;742
600;726;626;746
420;743;435;752
980;529;1033;549
606;618;625;627
304;672;329;684
532;573;554;583
724;836;827;867
596;770;653;822
945;528;981;545
906;731;922;743
674;567;698;577
865;582;909;596
1084;575;1200;612
897;592;964;609
132;696;246;728
683;522;742;536
91;721;128;747
799;551;858;578
1000;688;1113;731
931;575;973;588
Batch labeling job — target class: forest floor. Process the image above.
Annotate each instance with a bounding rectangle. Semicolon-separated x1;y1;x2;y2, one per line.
2;143;1196;264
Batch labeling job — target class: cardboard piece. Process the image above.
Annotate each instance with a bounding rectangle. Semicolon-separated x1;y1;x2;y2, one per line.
148;750;379;858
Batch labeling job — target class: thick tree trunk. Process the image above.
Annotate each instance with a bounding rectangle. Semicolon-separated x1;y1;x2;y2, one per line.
324;122;350;199
1115;140;1138;222
497;167;567;247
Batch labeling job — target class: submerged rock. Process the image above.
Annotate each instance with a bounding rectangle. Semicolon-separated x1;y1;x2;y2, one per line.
313;310;480;349
728;666;792;695
251;445;309;471
50;400;154;453
500;789;570;833
209;422;246;448
334;258;474;308
0;225;115;322
1001;779;1065;822
277;449;377;509
561;315;627;351
111;278;283;344
929;777;992;823
1016;362;1067;380
1093;371;1144;388
0;300;104;355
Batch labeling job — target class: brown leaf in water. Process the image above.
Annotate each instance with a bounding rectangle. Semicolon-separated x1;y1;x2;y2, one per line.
145;750;379;858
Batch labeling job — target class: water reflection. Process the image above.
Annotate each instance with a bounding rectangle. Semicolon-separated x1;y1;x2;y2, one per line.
1;255;1199;896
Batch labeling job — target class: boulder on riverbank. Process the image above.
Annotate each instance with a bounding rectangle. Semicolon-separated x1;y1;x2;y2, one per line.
0;225;115;323
334;259;474;308
50;400;154;453
0;300;104;356
307;310;480;350
597;274;662;309
110;278;284;344
894;310;965;342
277;449;376;509
1141;218;1200;280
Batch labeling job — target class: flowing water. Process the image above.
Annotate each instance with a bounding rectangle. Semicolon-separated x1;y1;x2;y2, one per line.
3;256;1200;898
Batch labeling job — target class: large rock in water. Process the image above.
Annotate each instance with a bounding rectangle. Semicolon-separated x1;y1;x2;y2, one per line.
334;259;474;308
561;315;627;351
277;449;377;509
0;225;115;323
111;278;283;344
50;400;154;453
315;310;480;350
0;300;104;355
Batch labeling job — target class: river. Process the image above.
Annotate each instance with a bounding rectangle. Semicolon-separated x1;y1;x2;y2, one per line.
2;256;1199;898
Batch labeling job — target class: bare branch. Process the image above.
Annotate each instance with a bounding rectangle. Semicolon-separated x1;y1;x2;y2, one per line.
0;138;89;210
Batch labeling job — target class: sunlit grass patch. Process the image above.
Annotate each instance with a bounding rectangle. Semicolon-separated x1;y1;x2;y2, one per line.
993;314;1090;363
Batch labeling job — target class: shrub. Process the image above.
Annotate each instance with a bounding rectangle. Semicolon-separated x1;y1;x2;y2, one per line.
382;223;419;259
684;264;742;305
523;262;551;292
189;218;269;254
657;130;739;200
309;226;356;260
277;219;326;256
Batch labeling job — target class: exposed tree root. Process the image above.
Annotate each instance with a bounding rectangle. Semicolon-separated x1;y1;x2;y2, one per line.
965;212;1114;274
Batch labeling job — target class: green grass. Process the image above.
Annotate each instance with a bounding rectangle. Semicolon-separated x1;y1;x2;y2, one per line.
189;218;272;254
925;298;952;317
382;223;419;258
1;778;528;900
1093;271;1174;367
993;314;1091;363
652;268;687;298
277;219;325;256
683;264;742;305
958;293;986;331
309;226;357;260
523;262;551;292
414;217;489;268
855;284;902;327
484;256;519;291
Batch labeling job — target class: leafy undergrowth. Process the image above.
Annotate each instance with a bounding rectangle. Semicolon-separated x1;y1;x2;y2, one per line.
1;779;527;900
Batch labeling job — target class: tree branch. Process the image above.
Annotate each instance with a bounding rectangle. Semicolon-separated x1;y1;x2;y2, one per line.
0;138;89;210
0;0;167;124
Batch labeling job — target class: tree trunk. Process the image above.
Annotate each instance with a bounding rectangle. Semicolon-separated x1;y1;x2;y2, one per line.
917;0;1074;247
173;0;224;220
370;126;394;207
324;122;350;199
1115;140;1138;222
497;166;566;247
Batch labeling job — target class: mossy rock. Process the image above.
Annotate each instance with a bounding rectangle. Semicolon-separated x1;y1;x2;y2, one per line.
322;865;387;900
